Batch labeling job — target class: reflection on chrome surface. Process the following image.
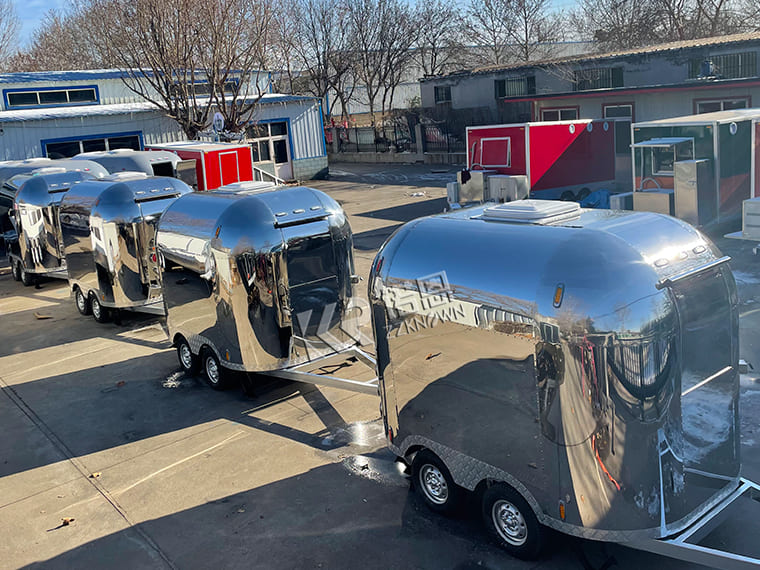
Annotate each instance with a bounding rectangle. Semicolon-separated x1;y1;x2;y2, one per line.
370;203;740;540
60;174;192;312
157;186;365;373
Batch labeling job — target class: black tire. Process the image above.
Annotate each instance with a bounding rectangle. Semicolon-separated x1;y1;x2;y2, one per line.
202;348;230;390
75;288;91;315
411;449;462;514
90;293;110;323
576;187;591;202
176;337;200;376
559;190;576;202
482;483;544;560
20;263;34;287
11;260;21;281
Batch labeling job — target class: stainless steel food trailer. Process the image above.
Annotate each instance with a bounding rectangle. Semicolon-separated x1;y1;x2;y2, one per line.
59;172;193;322
156;185;376;390
73;149;197;188
369;199;759;566
0;159;108;256
7;169;100;286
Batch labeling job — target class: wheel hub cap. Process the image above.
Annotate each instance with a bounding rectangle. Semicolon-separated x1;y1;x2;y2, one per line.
76;292;85;310
92;300;100;318
420;465;448;504
493;500;527;545
180;345;193;369
206;357;219;383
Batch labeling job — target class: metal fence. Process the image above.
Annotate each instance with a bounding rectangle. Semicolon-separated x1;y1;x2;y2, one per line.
325;121;467;155
421;124;465;153
336;126;414;153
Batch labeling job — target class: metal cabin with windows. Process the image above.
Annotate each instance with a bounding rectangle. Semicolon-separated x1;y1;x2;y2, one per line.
59;172;192;323
0;72;328;181
370;200;757;566
156;185;362;389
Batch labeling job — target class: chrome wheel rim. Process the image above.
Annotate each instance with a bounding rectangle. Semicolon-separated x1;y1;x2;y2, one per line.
76;290;86;312
91;298;101;319
205;356;219;384
419;464;448;505
492;499;528;546
12;262;19;279
179;344;194;370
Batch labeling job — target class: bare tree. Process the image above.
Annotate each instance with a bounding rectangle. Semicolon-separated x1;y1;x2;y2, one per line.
465;0;514;66
412;0;468;77
466;0;564;65
0;0;20;70
346;0;417;125
281;0;357;120
75;0;273;139
571;0;662;50
509;0;565;61
6;9;107;72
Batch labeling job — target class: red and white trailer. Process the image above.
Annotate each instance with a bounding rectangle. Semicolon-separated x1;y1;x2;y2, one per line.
146;141;254;191
464;119;617;200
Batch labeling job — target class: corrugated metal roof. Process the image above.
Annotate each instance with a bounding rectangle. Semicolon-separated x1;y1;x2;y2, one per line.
0;93;314;123
0;101;158;123
634;107;760;127
0;69;140;84
429;31;760;80
257;93;318;105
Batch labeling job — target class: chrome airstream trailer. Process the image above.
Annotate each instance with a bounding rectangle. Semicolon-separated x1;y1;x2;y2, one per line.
8;169;100;286
59;172;192;322
370;200;758;566
156;185;371;390
1;159;108;266
72;149;197;188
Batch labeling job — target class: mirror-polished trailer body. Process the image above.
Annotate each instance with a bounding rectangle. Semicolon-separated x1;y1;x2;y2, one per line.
59;173;192;318
73;149;197;188
8;170;100;282
370;200;758;564
157;185;365;378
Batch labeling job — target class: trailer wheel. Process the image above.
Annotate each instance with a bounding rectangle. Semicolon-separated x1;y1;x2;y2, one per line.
202;348;230;390
177;338;200;376
75;288;91;315
482;483;543;560
11;260;21;281
19;263;34;287
90;294;110;323
411;449;462;514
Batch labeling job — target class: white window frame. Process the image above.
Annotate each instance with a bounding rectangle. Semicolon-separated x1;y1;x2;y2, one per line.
479;137;512;168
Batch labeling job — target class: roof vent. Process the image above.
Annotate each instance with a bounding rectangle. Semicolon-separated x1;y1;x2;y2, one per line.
481;200;581;225
104;171;149;182
31;167;67;175
109;148;135;154
215;181;277;194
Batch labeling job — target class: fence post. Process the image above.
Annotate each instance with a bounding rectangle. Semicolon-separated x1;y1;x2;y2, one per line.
331;127;339;154
415;123;425;155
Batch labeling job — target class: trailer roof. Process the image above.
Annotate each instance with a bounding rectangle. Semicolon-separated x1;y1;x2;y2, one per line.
632;137;694;147
150;141;250;153
634;108;760;128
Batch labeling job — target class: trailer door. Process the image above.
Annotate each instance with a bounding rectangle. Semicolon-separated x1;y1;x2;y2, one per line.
661;260;740;521
280;220;353;357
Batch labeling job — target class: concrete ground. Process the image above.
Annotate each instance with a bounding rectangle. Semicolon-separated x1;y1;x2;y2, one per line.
1;162;759;569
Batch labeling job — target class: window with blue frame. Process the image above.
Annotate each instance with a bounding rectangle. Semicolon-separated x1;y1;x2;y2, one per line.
4;86;99;109
43;133;141;158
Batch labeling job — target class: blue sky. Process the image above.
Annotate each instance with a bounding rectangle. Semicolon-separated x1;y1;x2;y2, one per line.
14;0;68;47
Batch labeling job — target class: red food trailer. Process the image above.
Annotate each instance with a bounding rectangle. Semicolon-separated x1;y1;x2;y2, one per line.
146;141;254;191
465;119;616;199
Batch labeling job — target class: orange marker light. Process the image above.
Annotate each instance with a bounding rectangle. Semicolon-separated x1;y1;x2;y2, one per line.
559;501;566;520
553;283;565;308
